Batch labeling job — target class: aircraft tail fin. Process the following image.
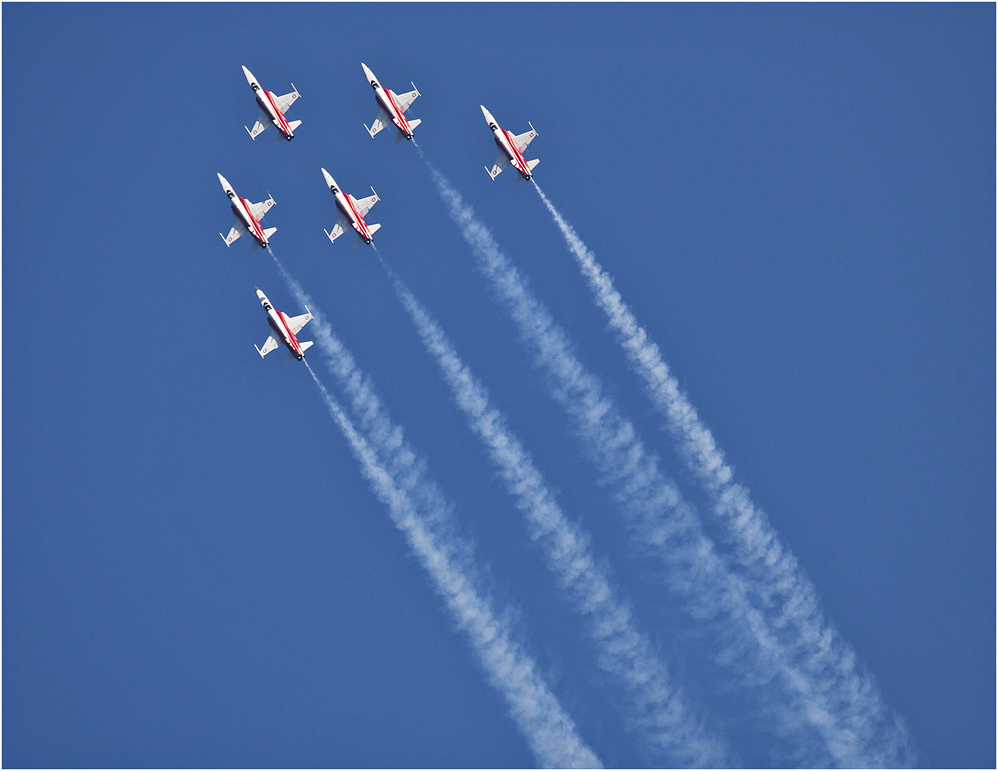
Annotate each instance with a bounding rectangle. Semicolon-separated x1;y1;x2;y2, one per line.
367;223;382;237
527;158;540;172
288;120;302;132
263;227;277;240
299;340;314;354
408;118;422;133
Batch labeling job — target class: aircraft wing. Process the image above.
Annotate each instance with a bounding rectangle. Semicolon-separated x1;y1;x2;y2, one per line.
351;192;379;217
325;212;349;243
246;110;269;139
512;128;538;153
272;89;299;114
366;108;390;138
222;219;247;246
255;334;280;358
487;151;511;180
390;88;419;113
284;309;313;336
249;197;276;221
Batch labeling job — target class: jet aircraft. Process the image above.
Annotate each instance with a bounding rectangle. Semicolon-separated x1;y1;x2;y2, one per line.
361;63;421;142
254;288;314;361
321;168;381;247
481;105;539;182
218;173;276;250
242;65;301;141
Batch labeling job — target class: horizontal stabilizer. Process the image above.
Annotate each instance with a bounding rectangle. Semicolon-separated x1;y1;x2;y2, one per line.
527;158;540;171
408;118;422;132
299;340;314;354
288;119;302;132
263;227;277;239
367;223;382;237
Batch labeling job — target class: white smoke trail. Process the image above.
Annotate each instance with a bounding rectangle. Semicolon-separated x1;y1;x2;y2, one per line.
382;261;730;767
532;186;916;767
420;165;874;767
268;257;601;768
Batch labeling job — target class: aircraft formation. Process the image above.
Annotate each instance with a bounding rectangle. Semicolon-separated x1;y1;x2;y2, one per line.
219;62;539;363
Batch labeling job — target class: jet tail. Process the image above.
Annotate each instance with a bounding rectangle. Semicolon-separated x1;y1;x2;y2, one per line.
408;118;422;132
288;119;302;132
300;340;314;354
353;223;381;249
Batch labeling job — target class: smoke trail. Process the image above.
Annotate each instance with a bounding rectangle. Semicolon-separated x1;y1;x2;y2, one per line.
418;164;884;767
269;257;601;768
532;185;916;767
380;258;730;767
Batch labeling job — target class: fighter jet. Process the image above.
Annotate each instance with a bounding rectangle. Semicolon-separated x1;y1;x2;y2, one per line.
481;105;539;182
242;65;301;141
321;168;381;247
361;62;421;142
218;173;276;249
254;288;314;361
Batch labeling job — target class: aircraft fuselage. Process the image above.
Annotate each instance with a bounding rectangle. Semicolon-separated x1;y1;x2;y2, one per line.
258;289;306;360
243;66;294;140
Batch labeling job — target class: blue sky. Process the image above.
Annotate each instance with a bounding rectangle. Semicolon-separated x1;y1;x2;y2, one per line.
3;3;993;768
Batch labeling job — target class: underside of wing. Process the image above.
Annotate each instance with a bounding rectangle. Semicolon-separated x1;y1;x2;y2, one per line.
273;89;299;114
249;197;276;221
256;335;280;358
488;151;511;179
352;192;379;217
222;219;247;245
325;213;349;244
512;128;537;153
285;310;313;336
366;109;390;138
246;109;269;139
391;88;419;113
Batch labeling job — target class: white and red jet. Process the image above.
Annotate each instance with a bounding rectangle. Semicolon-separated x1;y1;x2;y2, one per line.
361;62;421;142
242;65;301;142
254;288;314;361
218;173;276;250
321;168;382;247
481;105;539;182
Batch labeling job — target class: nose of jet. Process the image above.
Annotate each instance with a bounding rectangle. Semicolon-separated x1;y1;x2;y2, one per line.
480;105;497;127
217;172;231;192
241;65;256;85
320;167;337;190
361;62;375;82
256;287;268;304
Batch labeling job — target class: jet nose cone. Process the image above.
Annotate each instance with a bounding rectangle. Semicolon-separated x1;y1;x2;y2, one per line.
361;62;373;77
241;65;255;83
321;167;336;187
256;288;267;302
217;172;230;189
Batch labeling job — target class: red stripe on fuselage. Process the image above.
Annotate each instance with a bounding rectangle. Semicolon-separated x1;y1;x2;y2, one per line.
259;91;292;137
337;194;370;241
235;197;267;244
502;128;530;176
270;312;302;358
381;88;411;136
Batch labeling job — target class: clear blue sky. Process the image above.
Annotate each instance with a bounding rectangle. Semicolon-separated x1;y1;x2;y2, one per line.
3;3;993;768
